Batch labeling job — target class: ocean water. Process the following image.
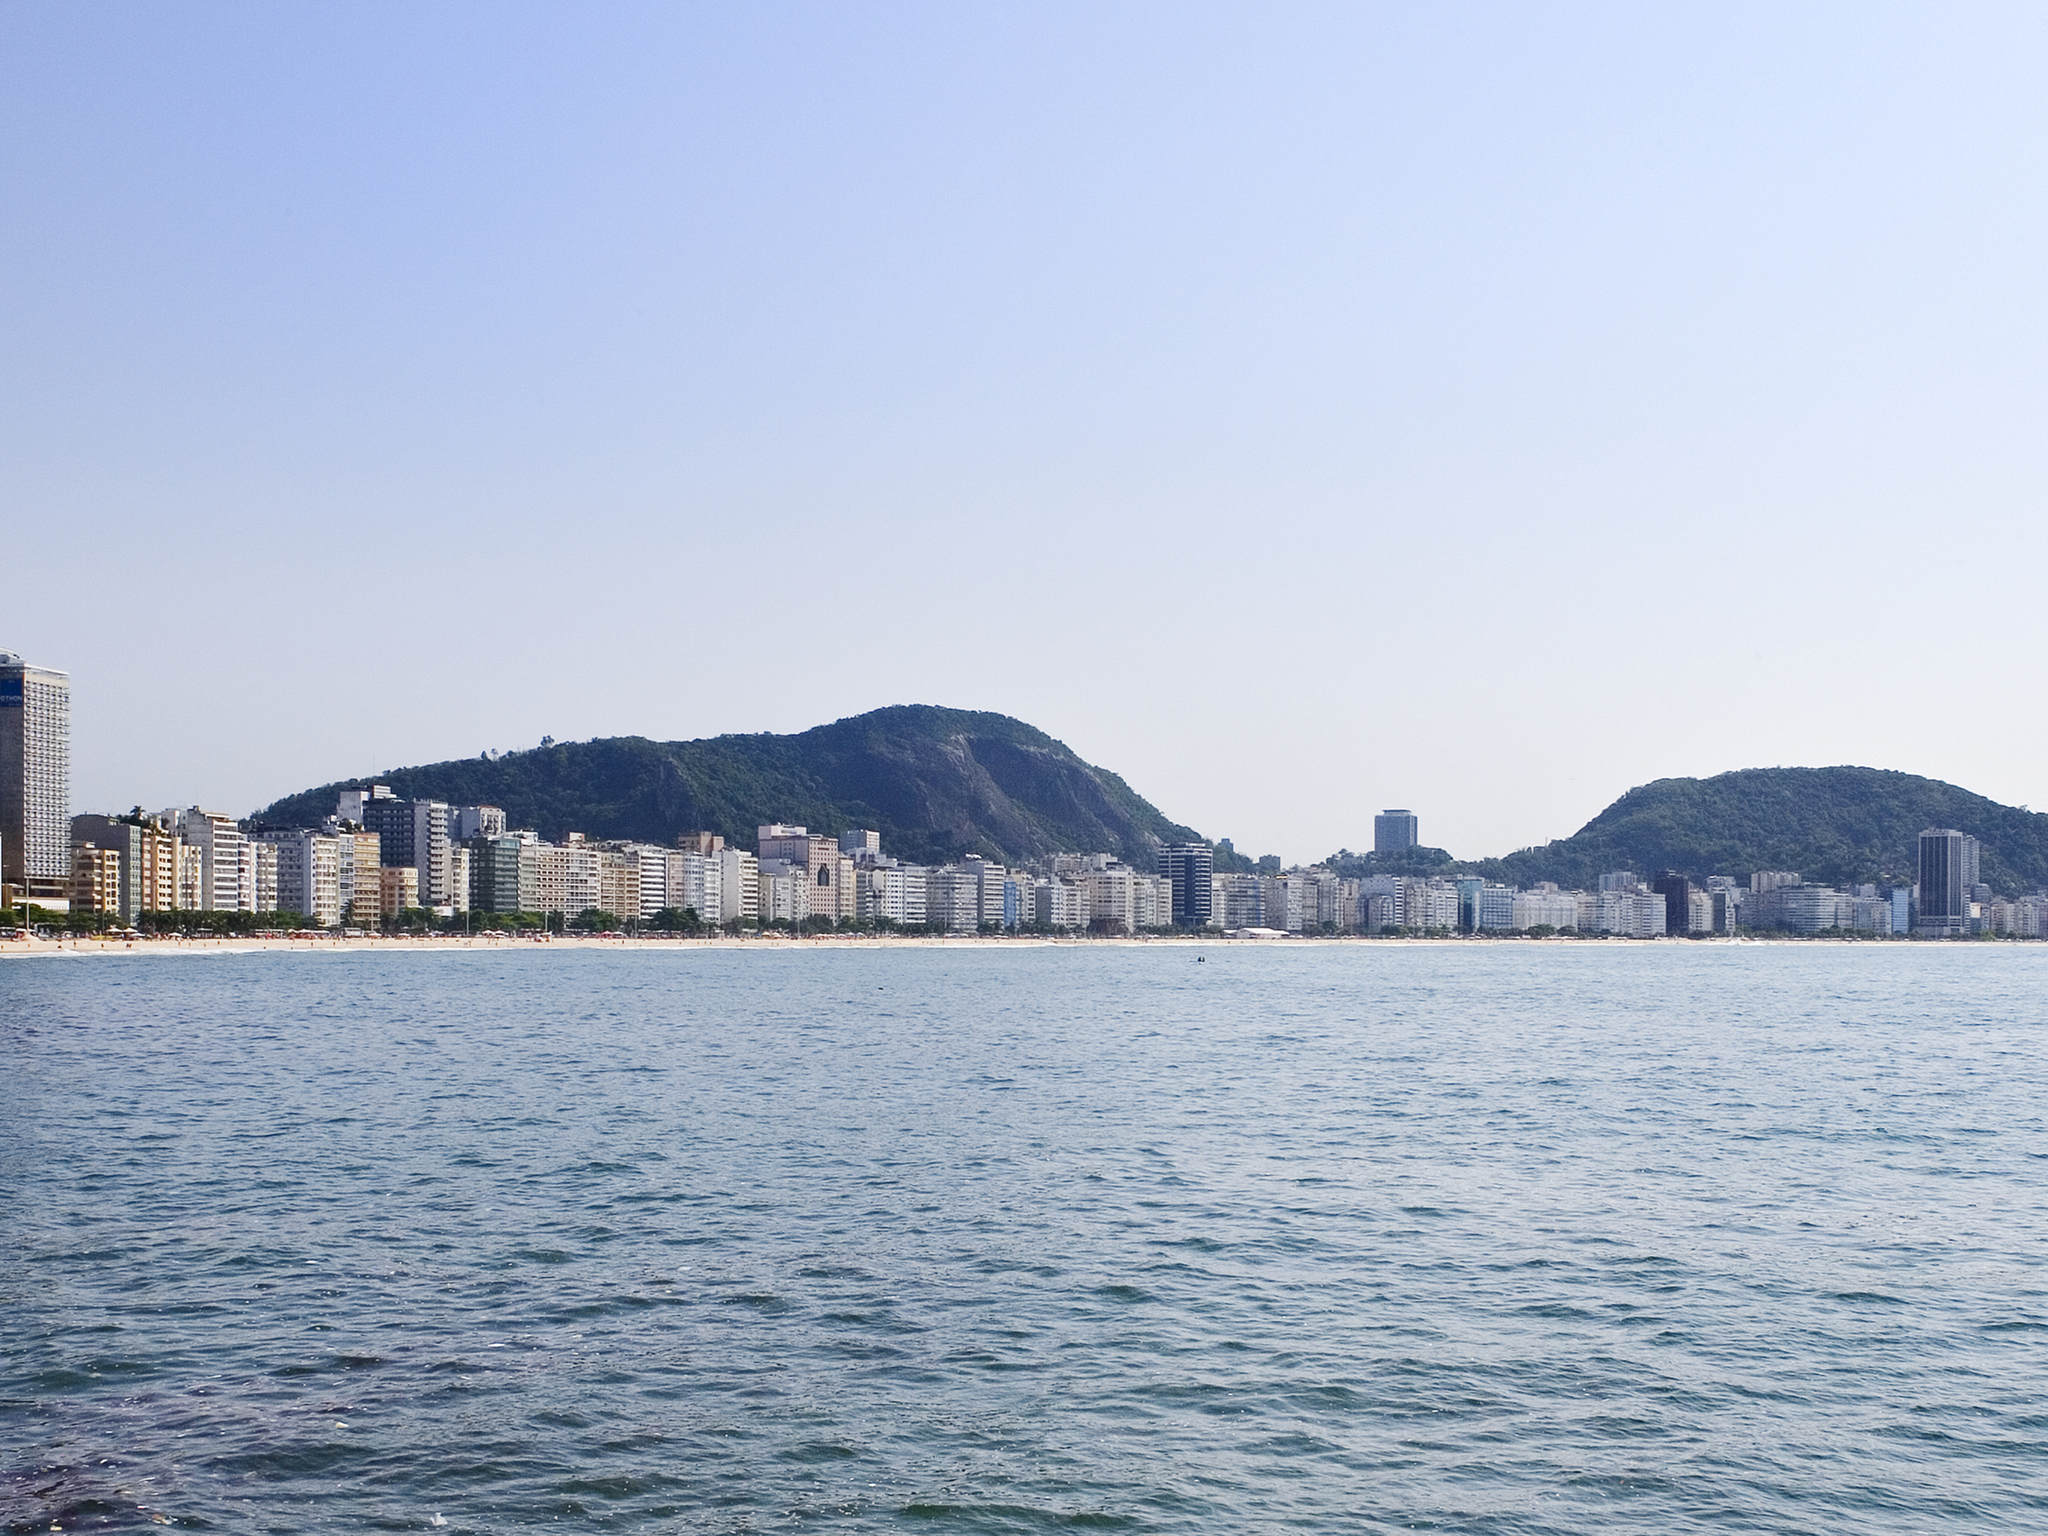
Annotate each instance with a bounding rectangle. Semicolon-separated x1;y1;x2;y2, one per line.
3;943;2046;1534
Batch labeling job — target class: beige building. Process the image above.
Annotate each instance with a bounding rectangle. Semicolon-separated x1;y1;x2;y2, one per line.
537;834;602;917
176;842;205;911
803;835;857;921
135;821;180;914
597;848;639;921
70;843;123;915
380;864;420;914
337;829;382;925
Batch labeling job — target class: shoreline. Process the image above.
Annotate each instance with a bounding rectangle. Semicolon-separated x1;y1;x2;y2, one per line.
0;932;1992;958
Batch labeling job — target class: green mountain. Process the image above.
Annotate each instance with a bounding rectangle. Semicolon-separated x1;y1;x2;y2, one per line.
257;705;1205;867
1479;767;2048;896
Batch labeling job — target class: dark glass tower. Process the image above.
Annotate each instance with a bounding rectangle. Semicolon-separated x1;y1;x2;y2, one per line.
1374;810;1419;856
1915;828;1978;937
1157;844;1214;929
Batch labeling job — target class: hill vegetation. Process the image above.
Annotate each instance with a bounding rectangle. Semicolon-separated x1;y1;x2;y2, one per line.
1473;767;2048;896
267;717;2047;900
258;705;1207;868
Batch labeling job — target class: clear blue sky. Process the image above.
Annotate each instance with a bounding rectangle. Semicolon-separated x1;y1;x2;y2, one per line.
7;3;2047;862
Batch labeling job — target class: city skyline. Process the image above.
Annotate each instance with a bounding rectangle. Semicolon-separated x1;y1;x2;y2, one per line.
11;637;2048;883
18;640;2048;940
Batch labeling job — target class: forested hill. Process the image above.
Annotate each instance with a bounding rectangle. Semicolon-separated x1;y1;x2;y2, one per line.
256;705;1206;868
1482;767;2048;895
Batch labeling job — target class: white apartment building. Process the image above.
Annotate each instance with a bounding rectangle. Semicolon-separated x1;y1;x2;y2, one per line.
718;848;759;922
666;849;723;922
171;809;245;911
757;859;806;924
925;867;983;933
1216;873;1264;928
265;829;341;927
1410;880;1462;932
1135;872;1171;929
1083;866;1140;932
1310;870;1343;929
447;845;471;915
231;838;266;913
538;835;603;917
1686;888;1715;935
632;844;670;919
1511;887;1579;931
1580;888;1663;935
1358;875;1404;929
1260;874;1315;933
855;862;927;926
1474;883;1516;931
1034;877;1087;931
411;800;454;908
176;841;205;910
961;858;1009;928
1629;891;1668;937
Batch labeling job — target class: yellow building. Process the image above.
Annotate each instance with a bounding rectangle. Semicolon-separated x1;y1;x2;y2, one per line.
135;824;180;914
380;865;420;915
339;830;383;925
70;844;123;916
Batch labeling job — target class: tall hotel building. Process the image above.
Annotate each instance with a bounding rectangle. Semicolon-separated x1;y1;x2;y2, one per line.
1157;843;1215;928
1915;827;1980;938
1;651;71;901
1374;809;1419;856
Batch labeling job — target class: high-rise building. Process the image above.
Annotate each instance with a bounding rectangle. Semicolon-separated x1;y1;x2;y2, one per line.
70;843;122;916
380;865;420;914
665;848;723;922
71;813;153;923
361;796;454;906
0;651;71;900
1652;871;1694;938
1915;828;1979;937
1216;872;1264;928
265;829;342;926
1474;883;1516;932
758;824;811;864
336;829;383;924
241;838;276;914
471;832;541;914
170;808;245;911
805;834;857;921
717;848;758;922
1373;810;1418;856
1156;844;1215;928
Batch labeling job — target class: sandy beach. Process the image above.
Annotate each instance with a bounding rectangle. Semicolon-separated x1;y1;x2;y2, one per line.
0;931;1834;958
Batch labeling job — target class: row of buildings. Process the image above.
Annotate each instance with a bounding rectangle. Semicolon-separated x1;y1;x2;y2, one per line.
54;785;2036;941
7;649;2041;937
56;787;1193;934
